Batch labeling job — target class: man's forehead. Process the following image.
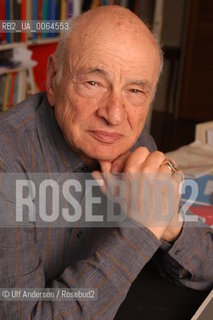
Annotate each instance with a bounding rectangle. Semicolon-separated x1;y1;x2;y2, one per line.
81;66;152;81
68;38;157;67
68;32;159;72
71;60;152;76
68;48;159;81
64;10;161;82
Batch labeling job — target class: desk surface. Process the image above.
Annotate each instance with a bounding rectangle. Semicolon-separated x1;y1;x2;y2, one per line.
115;259;210;320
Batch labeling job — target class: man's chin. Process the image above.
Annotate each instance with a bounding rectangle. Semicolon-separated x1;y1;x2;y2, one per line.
79;140;133;163
89;150;125;162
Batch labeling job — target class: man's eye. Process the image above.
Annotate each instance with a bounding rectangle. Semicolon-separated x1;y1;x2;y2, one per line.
130;88;143;94
87;81;98;86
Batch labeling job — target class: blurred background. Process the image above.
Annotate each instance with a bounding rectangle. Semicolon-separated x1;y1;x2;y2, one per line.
147;0;213;152
0;0;213;152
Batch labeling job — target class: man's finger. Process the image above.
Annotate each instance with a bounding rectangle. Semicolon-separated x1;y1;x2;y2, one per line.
124;147;150;172
111;151;131;173
99;160;112;173
91;170;107;194
139;151;165;171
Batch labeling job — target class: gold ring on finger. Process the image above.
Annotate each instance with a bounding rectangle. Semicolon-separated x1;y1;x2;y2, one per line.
162;159;179;175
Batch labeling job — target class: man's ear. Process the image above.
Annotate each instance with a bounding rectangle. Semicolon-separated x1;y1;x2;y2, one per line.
46;54;57;106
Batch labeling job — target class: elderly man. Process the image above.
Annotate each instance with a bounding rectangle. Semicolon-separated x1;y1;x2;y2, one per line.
0;5;212;320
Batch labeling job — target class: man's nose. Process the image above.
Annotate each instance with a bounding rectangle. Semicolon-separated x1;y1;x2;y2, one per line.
97;93;127;125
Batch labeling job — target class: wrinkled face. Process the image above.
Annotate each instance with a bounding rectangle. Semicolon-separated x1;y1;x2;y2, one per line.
48;22;160;163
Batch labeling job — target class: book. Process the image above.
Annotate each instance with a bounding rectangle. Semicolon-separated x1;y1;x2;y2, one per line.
0;1;6;43
73;0;83;17
21;0;27;42
13;72;19;105
60;0;67;20
55;0;61;21
16;71;26;103
10;0;15;43
166;141;213;178
14;0;22;42
6;72;12;108
67;0;73;18
0;75;6;111
32;0;39;41
2;73;10;111
38;0;43;21
152;0;164;38
42;0;48;38
5;0;11;43
8;72;16;108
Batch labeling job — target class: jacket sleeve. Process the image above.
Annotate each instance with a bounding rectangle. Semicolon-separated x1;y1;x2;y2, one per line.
138;126;213;290
153;217;213;290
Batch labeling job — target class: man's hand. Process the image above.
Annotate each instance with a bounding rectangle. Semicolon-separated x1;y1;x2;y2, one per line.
93;147;183;242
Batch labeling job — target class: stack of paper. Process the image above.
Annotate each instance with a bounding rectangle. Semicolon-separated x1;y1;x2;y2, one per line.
166;141;213;178
11;47;37;69
207;129;213;147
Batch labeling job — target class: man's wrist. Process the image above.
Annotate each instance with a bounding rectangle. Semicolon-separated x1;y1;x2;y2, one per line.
161;215;184;243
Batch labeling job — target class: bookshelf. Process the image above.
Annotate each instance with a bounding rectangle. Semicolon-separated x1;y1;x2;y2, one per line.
0;0;157;112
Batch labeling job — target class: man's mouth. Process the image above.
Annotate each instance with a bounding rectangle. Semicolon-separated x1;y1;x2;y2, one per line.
88;130;123;143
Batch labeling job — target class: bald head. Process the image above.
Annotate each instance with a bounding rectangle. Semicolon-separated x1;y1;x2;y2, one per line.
72;5;152;39
55;5;163;85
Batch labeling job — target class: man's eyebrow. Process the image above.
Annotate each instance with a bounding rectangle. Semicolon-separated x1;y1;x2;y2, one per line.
129;80;152;91
82;69;152;90
86;67;108;77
